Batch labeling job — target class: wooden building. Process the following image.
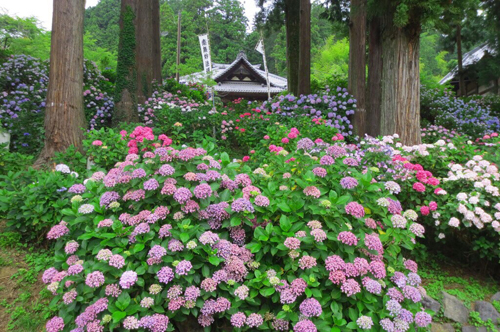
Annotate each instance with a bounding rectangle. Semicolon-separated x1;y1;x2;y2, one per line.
180;51;287;102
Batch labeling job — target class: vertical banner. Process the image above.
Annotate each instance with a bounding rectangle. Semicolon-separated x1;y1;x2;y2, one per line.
255;38;271;101
198;34;212;73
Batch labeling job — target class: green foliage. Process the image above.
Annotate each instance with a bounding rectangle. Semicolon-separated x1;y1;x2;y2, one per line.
84;127;129;171
311;36;349;85
0;167;78;243
0;148;34;176
469;311;499;331
84;0;121;54
420;31;450;88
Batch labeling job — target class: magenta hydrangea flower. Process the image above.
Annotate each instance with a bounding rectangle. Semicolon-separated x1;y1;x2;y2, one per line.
119;271;138;289
303;186;321;198
109;254;125;268
293;319;317;332
47;222;69;240
254;195;270;207
340;176;358;189
46;316;64;332
194;183;212;199
105;284;122;297
175;260;192;275
85;271;105;288
415;311;432;327
284;237;301;250
340;278;361;297
231;198;255;213
338;231;358;246
299;298;322;317
312;167;327;177
173;187;192;204
345;202;365;218
246;313;263;328
144;178;159;191
298;256;317;270
231;312;246;328
157;266;174;284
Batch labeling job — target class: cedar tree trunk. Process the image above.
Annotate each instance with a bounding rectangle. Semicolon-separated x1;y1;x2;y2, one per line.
456;24;466;96
298;0;311;96
380;16;421;145
285;0;300;96
366;16;382;137
114;0;162;125
34;0;86;167
136;0;162;104
348;0;367;137
114;1;138;125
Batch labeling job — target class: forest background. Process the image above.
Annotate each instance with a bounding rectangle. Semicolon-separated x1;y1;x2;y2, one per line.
0;0;470;91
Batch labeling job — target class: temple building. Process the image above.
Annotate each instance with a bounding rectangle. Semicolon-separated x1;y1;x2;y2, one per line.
180;51;287;102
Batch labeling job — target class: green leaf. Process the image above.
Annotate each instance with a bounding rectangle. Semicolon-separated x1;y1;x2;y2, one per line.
180;233;190;243
209;256;221;266
336;195;351;206
115;292;131;311
112;311;127;323
277;202;291;212
230;216;241;227
259;287;275;296
280;215;291;232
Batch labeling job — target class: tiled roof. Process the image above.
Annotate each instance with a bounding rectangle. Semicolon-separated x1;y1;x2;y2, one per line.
179;52;287;93
440;43;496;84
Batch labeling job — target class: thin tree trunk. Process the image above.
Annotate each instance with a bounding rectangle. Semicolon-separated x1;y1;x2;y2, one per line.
380;16;421;145
456;24;466;96
152;0;162;86
34;0;86;167
348;0;366;137
298;0;311;96
285;0;300;96
366;16;382;137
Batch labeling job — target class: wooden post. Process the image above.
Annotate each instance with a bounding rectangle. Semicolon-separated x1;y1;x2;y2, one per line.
176;11;181;82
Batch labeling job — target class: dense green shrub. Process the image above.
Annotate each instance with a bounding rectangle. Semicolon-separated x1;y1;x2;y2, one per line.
0;165;79;242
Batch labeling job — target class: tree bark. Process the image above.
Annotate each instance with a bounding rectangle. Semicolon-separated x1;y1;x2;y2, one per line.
34;0;86;167
380;15;421;145
456;24;466;97
114;0;162;125
136;0;162;104
348;0;366;137
298;0;311;96
284;0;300;96
366;16;382;137
114;1;138;125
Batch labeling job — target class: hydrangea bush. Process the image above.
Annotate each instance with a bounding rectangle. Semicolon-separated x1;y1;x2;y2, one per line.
0;54;114;153
259;87;357;138
44;127;432;332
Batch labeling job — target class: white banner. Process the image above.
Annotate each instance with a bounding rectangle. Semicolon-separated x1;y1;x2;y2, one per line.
198;34;212;73
255;39;265;55
255;38;271;101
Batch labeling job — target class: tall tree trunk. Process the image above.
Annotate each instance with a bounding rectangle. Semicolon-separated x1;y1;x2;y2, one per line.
298;0;311;96
366;16;382;137
285;0;300;96
380;16;421;145
114;1;138;125
348;0;366;137
114;0;162;125
151;0;162;85
456;24;466;96
136;0;162;104
34;0;86;167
